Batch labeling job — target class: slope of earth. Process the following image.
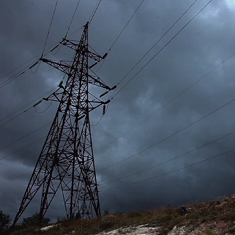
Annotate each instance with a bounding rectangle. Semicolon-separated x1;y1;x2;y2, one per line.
4;194;235;235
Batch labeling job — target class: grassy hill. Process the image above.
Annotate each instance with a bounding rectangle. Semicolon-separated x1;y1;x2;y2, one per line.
3;194;235;235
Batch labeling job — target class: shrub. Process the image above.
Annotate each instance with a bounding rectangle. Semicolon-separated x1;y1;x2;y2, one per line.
22;213;50;226
104;209;110;216
0;210;11;230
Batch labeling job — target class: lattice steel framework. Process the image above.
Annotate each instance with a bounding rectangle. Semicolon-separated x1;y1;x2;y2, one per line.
13;22;115;225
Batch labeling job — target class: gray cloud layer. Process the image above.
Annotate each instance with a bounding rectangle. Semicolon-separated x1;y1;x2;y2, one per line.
1;0;235;222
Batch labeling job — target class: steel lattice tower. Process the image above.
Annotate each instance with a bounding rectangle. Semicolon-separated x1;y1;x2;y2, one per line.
13;22;115;225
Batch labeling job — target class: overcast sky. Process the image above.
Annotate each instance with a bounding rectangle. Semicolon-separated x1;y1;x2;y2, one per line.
1;0;235;223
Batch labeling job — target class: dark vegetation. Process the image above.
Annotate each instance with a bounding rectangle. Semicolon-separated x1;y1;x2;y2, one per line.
2;194;235;234
0;211;11;231
21;213;50;227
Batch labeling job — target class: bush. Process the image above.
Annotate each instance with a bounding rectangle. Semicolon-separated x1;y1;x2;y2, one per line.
0;210;11;230
104;209;110;216
22;213;50;226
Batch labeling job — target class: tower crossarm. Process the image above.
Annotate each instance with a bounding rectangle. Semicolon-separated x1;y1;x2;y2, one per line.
87;99;110;113
43;88;64;102
61;39;106;63
40;58;72;75
88;74;112;90
88;51;107;62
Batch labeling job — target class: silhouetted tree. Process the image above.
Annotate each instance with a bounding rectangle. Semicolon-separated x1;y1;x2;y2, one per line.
22;213;50;226
0;210;11;230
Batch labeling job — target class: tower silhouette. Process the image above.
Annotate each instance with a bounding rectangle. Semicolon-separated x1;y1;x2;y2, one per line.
13;22;115;225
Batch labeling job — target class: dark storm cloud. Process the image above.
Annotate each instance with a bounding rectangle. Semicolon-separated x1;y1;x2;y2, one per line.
1;0;235;223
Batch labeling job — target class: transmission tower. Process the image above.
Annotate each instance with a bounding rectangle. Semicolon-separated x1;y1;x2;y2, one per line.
13;22;115;225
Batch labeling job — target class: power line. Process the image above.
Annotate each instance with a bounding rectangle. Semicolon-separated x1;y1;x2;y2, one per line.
0;0;201;92
0;65;29;89
0;122;51;152
0;0;195;91
99;128;235;186
1;60;33;83
97;0;213;151
89;0;102;24
4;80;235;187
112;0;213;98
0;48;52;90
3;47;231;173
0;0;142;90
97;51;235;154
0;0;233;212
0;0;218;170
0;0;85;137
0;28;82;91
42;0;59;55
33;101;53;113
0;107;33;129
0;136;45;161
3;117;235;198
111;0;198;87
108;0;146;52
0;0;78;91
92;0;200;131
100;148;235;192
97;92;235;172
83;0;146;85
65;0;81;37
0;87;57;127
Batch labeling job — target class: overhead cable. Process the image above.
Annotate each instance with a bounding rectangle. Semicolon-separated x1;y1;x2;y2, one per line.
94;0;199;124
97;51;235;153
0;65;29;89
0;87;56;126
99;128;235;185
65;0;81;37
42;0;59;55
0;43;58;90
100;148;235;192
0;57;37;87
112;0;213;98
89;0;102;24
0;136;45;161
0;108;33;129
108;0;145;52
0;0;59;90
112;0;198;86
97;92;235;172
7;127;233;193
0;122;51;152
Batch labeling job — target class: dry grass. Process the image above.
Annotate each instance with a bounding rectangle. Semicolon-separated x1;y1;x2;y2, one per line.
3;194;235;235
